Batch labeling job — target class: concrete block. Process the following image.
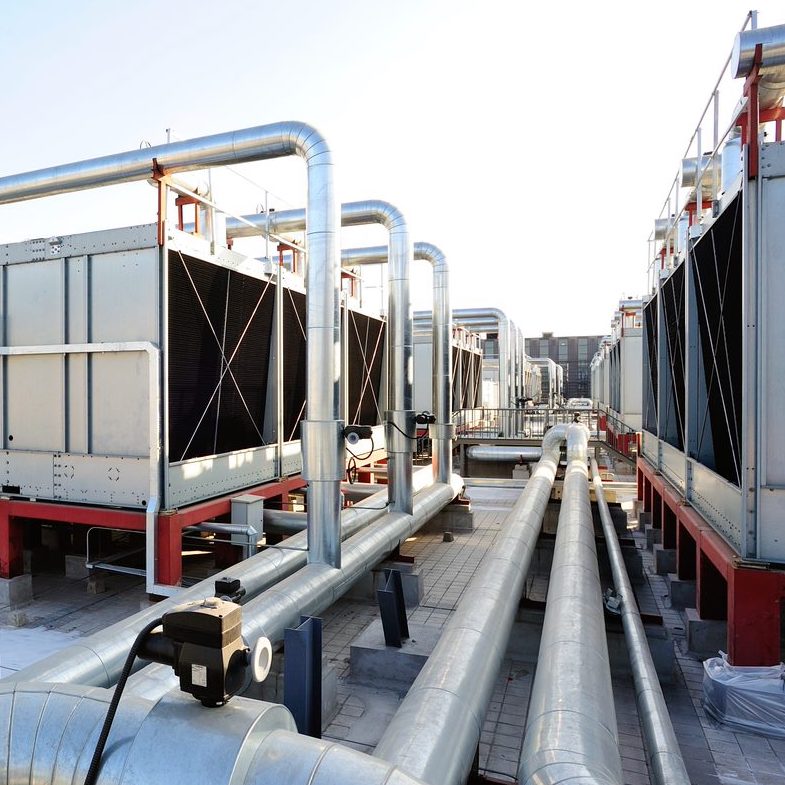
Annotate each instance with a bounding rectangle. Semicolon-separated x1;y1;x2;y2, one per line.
425;503;474;532
65;554;90;580
87;576;106;595
667;573;696;610
653;544;677;576
645;524;662;551
512;464;530;480
0;574;33;607
621;544;644;584
686;607;727;657
350;620;441;690
638;510;652;530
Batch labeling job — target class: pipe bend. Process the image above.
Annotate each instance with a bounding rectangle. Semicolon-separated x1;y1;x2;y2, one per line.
341;199;406;232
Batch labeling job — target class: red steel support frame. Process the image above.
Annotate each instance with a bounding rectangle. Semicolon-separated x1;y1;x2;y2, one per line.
637;456;785;665
0;475;306;588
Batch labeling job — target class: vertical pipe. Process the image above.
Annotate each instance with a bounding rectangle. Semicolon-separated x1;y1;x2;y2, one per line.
300;149;342;567
518;423;623;785
591;459;691;785
338;244;454;484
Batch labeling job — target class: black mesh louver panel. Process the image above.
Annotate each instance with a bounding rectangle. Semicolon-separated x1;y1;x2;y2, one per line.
347;310;385;426
451;346;460;411
643;295;658;434
661;264;686;451
692;192;742;486
167;253;274;462
282;290;308;442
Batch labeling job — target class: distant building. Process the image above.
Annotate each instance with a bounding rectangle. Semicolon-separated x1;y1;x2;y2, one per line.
525;332;603;399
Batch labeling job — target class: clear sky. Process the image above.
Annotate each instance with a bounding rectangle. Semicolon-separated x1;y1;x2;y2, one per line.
0;1;781;338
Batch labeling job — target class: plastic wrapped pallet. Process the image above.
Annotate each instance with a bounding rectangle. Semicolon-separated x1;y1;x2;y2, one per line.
703;653;785;737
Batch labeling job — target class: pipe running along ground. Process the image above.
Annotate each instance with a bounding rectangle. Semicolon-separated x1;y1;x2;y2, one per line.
590;459;691;785
125;474;464;700
518;423;624;785
373;425;568;785
0;683;432;785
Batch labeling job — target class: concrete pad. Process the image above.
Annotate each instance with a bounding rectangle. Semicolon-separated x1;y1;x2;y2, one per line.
667;573;696;610
0;574;33;607
425;503;474;532
686;607;727;657
645;524;662;551
653;544;677;576
350;620;441;690
344;562;424;608
64;554;90;580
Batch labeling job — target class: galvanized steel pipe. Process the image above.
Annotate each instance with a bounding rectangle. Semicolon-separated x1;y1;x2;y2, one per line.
126;475;463;700
4;474;412;687
518;423;623;785
339;243;454;484
0;121;343;571
590;459;691;785
466;445;543;463
416;308;514;409
226;201;415;515
732;23;785;108
0;683;431;785
373;426;567;785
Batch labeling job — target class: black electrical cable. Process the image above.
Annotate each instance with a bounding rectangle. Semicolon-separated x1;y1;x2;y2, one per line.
346;456;358;484
385;420;417;440
345;435;375;462
83;616;164;785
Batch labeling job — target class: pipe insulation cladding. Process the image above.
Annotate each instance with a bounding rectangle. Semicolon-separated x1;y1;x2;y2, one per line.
124;474;463;701
518;423;625;785
732;24;785;109
0;683;432;785
337;242;454;484
0;121;343;570
591;459;691;785
373;425;568;785
225;201;416;514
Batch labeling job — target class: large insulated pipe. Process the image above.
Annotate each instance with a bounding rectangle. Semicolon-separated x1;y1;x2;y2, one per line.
5;475;410;687
0;121;343;571
226;201;415;515
518;423;623;785
0;683;431;785
591;459;691;785
126;474;464;700
466;445;543;462
416;308;513;408
374;426;567;785
340;243;454;484
732;23;785;109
